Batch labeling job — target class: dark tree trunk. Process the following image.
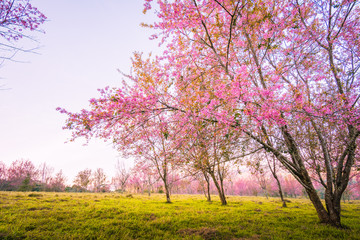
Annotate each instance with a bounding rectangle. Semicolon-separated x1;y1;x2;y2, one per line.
165;187;171;203
273;173;286;207
163;182;171;203
279;126;346;228
262;126;352;226
209;171;227;205
206;179;211;202
201;169;212;202
324;190;342;227
267;155;287;207
306;187;342;228
160;168;171;203
147;176;151;196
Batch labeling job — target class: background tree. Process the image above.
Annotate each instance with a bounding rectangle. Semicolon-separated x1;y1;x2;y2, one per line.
131;162;160;196
92;168;107;192
181;150;213;202
73;169;92;192
250;152;288;206
248;157;271;199
0;161;7;190
37;162;54;191
127;164;161;194
50;170;66;192
112;160;130;193
265;154;287;207
6;158;38;191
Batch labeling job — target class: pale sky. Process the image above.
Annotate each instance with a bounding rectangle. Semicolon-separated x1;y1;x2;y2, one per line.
0;0;160;183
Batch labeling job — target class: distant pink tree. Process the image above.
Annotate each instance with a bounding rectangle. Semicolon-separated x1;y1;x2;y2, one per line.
0;161;7;190
7;159;38;191
342;170;360;200
165;171;183;195
50;170;66;192
127;163;159;195
282;175;303;198
352;174;360;199
233;176;261;196
127;171;145;193
175;176;201;194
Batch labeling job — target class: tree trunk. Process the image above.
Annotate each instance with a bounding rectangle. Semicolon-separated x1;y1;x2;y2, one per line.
264;189;269;199
147;176;151;196
267;156;287;207
165;187;171;203
274;174;286;207
325;190;342;227
164;183;171;203
201;169;212;202
204;171;212;202
209;171;227;205
206;179;211;202
306;187;342;228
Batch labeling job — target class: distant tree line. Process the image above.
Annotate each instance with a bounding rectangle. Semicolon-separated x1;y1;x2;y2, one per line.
0;159;65;192
1;159;359;203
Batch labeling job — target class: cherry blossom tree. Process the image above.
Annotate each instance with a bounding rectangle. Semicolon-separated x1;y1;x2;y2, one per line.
143;0;360;227
0;0;46;64
179;119;255;204
186;125;234;205
127;168;147;194
248;156;272;199
267;156;287;207
129;120;178;203
59;0;360;227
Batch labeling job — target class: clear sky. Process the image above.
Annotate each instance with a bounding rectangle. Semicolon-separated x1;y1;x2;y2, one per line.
0;0;160;183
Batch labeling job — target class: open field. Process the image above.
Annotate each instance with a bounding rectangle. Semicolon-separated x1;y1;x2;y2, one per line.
0;192;359;240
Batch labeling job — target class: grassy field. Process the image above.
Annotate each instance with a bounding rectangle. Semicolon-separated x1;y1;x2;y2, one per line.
0;192;359;240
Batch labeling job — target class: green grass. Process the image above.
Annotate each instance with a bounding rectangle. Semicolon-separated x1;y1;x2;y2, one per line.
0;192;359;239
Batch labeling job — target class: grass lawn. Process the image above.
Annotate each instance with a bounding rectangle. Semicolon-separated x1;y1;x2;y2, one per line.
0;192;359;239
